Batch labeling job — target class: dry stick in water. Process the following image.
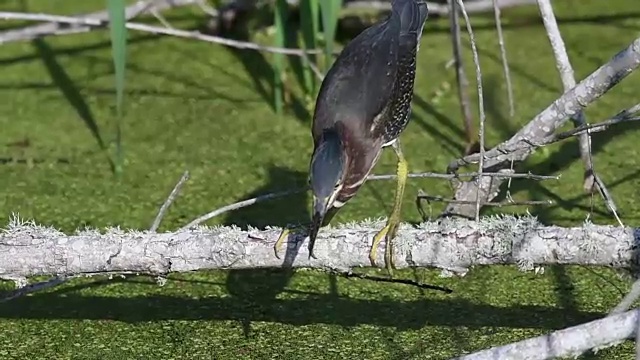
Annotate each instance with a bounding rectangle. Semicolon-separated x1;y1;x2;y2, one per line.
0;0;193;43
536;0;622;227
492;0;515;117
150;170;190;232
453;309;640;360
0;11;325;57
454;0;486;222
448;0;476;156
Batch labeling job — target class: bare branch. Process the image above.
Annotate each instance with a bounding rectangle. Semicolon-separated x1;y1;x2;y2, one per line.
0;0;194;43
301;53;325;81
0;0;543;46
448;37;640;172
417;192;554;207
150;7;176;29
444;36;640;218
368;171;559;181
150;170;190;232
492;0;515;117
2;215;639;279
177;170;559;230
0;11;324;56
343;0;539;15
610;280;640;316
454;0;486;221
527;111;640;148
179;188;305;231
448;0;477;156
452;309;638;360
536;0;622;228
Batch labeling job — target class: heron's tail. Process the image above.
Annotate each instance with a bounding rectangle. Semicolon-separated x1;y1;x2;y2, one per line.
392;0;429;36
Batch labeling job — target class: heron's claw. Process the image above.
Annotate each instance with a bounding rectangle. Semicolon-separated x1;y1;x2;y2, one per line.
369;217;399;275
369;141;407;277
274;228;292;259
274;226;309;259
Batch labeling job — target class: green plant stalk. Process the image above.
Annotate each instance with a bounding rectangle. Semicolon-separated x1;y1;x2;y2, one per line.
300;0;319;95
320;0;342;71
273;0;288;115
107;0;127;176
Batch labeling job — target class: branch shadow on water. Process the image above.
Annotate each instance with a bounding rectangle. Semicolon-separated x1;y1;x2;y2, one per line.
222;165;310;338
0;286;605;333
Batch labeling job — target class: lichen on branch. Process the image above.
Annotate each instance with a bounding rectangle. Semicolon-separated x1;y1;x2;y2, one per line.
1;214;638;280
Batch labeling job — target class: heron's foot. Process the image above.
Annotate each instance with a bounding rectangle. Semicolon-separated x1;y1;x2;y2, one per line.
369;215;400;276
369;140;407;276
273;225;306;259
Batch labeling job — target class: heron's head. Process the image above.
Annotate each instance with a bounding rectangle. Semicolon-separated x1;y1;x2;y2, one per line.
309;130;346;239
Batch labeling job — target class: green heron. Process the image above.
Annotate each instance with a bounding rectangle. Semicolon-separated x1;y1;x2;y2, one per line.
275;0;429;273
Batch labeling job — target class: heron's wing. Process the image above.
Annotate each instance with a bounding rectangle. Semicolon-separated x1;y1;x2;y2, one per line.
312;16;401;142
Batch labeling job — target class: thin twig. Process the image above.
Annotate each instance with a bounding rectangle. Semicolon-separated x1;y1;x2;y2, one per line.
343;0;539;15
0;0;190;43
0;11;326;56
448;0;476;156
0;276;68;302
536;0;594;190
338;270;453;293
455;0;486;222
449;99;640;173
535;0;623;230
177;170;558;231
492;0;515;117
534;112;640;147
179;188;306;231
368;171;559;181
2;170;189;299
194;0;218;17
150;170;190;232
150;7;175;29
417;192;554;207
0;271;166;302
302;53;325;81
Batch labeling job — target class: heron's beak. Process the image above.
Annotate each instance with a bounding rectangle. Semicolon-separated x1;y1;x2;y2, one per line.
308;195;328;259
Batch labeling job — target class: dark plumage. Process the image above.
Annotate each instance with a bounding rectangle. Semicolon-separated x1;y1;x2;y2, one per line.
306;0;429;262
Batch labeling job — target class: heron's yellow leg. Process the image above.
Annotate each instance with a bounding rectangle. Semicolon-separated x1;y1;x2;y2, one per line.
369;141;408;275
274;224;310;259
273;228;291;259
